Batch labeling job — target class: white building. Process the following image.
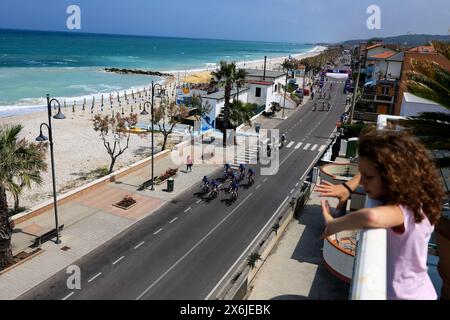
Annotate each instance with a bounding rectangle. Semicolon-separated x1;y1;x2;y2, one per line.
400;92;449;117
243;69;288;111
200;88;250;131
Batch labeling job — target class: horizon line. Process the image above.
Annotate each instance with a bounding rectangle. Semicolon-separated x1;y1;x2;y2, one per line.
0;27;317;46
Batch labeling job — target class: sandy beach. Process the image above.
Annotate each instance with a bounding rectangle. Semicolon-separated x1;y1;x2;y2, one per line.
1;47;326;210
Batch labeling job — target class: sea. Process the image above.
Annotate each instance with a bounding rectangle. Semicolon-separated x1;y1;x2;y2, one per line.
0;29;321;117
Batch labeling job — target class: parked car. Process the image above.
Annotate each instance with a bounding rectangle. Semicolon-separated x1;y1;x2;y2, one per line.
294;88;303;98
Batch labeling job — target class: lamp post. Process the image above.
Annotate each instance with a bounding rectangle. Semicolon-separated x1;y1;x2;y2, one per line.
35;94;65;244
144;81;167;191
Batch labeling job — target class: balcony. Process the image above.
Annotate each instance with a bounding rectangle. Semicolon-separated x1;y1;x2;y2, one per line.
361;93;394;104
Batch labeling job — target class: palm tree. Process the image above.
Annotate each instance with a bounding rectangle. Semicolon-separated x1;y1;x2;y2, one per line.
211;61;246;147
0;125;48;269
401;41;450;168
229;101;258;145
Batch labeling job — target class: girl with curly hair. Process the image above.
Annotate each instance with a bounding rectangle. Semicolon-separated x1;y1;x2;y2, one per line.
316;126;445;300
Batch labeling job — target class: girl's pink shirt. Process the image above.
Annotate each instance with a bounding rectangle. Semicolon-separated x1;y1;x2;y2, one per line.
387;205;437;300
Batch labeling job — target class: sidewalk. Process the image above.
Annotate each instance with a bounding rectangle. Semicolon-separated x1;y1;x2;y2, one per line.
246;188;350;300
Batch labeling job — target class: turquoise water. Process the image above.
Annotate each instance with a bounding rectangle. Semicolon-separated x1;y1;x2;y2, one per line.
0;29;316;116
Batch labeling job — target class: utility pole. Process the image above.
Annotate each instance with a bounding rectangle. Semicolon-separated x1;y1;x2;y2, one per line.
349;46;363;124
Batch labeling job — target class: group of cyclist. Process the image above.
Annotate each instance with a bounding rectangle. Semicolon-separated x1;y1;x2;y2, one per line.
201;163;256;200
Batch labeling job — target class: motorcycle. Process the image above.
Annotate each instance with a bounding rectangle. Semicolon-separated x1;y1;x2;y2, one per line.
231;189;238;201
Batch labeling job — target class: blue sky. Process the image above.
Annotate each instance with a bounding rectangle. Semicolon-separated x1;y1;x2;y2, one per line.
0;0;449;43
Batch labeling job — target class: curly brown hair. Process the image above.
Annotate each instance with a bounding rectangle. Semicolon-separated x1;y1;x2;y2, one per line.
358;126;445;225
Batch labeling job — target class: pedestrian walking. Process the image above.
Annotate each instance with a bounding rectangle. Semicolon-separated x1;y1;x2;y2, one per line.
186;155;193;172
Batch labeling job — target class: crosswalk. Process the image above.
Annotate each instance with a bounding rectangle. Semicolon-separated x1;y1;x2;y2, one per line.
229;140;328;167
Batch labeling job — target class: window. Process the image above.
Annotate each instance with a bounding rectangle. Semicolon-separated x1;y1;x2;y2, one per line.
255;87;261;97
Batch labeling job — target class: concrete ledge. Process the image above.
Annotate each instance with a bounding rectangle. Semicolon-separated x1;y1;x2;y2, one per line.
13;148;172;224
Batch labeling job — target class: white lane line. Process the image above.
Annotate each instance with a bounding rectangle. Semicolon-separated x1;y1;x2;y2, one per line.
206;196;289;300
196;199;201;204
256;184;261;190
169;217;178;224
295;142;303;149
295;182;299;187
286;141;294;148
62;292;74;300
154;228;163;235
88;272;102;283
311;144;318;151
319;145;326;152
290;189;294;194
134;241;145;249
303;143;311;150
112;256;125;265
263;178;268;182
136;193;254;300
184;207;191;213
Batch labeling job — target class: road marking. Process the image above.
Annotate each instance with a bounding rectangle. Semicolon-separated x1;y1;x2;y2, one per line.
295;182;299;187
62;292;74;300
137;193;254;300
113;256;125;265
295;142;303;149
154;228;163;235
319;145;326;151
88;272;102;283
286;141;294;148
263;178;267;182
134;241;145;249
169;217;178;224
206;196;289;300
184;207;191;213
311;144;318;151
256;184;261;190
303;143;311;150
196;199;201;204
290;189;294;194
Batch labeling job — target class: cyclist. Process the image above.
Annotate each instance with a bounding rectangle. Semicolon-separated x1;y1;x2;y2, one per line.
202;176;209;192
248;168;255;184
281;133;286;146
239;164;246;178
210;179;219;196
230;180;239;197
231;171;239;183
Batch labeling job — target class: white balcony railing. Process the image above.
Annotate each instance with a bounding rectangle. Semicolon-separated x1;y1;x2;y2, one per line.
350;198;387;300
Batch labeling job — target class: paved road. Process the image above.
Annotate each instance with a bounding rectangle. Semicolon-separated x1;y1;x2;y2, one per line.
20;78;347;300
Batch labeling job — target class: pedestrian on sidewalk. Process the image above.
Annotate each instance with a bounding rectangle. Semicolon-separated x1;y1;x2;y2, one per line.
186;155;193;172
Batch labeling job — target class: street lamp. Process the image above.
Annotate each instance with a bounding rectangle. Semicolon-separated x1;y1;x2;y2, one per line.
35;94;65;244
144;81;167;191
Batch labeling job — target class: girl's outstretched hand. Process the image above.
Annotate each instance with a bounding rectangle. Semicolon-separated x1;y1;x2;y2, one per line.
315;180;349;211
320;200;335;239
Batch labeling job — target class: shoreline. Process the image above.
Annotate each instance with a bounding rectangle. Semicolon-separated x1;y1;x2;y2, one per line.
0;46;327;118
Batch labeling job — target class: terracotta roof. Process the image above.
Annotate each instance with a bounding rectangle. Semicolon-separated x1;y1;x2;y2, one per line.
366;43;383;50
369;51;397;60
408;46;435;53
